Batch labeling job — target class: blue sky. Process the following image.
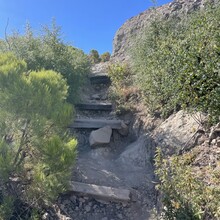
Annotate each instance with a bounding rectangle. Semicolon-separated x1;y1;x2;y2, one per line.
0;0;171;54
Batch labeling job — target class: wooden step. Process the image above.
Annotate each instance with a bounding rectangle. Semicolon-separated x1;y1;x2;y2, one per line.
90;75;110;84
75;103;112;111
69;181;131;203
69;119;122;129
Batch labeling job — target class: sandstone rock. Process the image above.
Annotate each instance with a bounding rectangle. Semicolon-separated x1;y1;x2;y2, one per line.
89;126;112;147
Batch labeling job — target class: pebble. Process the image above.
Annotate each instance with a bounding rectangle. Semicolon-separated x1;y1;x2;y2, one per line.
85;205;91;212
117;213;123;219
79;198;85;203
70;195;76;202
101;217;108;220
60;204;65;210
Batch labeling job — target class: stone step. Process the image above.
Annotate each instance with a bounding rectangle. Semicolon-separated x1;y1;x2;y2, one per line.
69;181;131;203
75;103;113;111
69;119;122;129
90;75;110;84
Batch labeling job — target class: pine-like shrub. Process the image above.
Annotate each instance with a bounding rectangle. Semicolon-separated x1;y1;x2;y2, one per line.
0;53;77;219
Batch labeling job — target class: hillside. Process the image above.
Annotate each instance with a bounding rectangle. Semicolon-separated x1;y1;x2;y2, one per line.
112;0;219;61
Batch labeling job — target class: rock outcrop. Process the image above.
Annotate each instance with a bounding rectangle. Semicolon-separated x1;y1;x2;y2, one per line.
112;0;219;61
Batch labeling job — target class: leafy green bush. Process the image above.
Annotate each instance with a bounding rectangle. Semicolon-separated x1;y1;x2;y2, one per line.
0;53;77;218
155;148;220;219
131;4;220;120
0;21;90;104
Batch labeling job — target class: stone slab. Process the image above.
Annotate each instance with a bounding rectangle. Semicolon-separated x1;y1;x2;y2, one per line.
69;119;122;129
90;75;110;84
69;181;131;202
76;103;112;111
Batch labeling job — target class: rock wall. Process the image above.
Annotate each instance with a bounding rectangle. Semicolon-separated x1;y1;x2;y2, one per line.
111;0;219;61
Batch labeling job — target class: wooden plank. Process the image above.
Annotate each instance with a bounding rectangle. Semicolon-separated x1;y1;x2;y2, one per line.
69;119;122;129
75;103;112;111
69;181;131;202
90;75;110;84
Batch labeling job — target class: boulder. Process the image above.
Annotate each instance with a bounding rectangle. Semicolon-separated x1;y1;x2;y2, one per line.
152;110;206;153
117;136;153;168
89;126;112;147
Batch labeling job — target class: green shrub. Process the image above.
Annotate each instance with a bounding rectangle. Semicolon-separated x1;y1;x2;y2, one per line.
89;49;101;64
107;62;138;114
0;53;77;218
131;4;220;120
0;21;90;104
100;52;111;62
155;148;220;219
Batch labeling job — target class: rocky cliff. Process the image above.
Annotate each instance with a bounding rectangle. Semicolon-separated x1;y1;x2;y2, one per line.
112;0;218;61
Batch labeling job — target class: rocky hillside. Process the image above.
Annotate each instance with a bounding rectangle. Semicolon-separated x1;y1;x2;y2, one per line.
112;0;219;61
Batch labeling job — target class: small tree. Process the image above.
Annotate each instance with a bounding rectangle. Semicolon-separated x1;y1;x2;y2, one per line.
100;52;111;62
0;53;77;218
0;21;90;104
89;49;101;64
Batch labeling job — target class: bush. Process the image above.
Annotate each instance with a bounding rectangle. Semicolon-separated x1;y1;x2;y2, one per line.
107;62;139;114
155;148;220;219
0;53;77;218
131;4;220;120
0;21;90;104
89;49;101;64
100;52;111;62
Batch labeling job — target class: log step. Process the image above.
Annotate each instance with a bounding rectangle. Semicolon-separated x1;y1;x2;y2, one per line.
69;119;122;129
69;181;131;203
90;75;110;84
75;103;112;111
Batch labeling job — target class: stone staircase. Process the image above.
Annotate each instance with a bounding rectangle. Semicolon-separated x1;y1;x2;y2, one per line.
69;71;132;202
58;68;155;220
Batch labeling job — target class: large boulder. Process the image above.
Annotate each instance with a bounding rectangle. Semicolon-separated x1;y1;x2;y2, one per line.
89;126;112;147
152;110;206;153
117;135;155;168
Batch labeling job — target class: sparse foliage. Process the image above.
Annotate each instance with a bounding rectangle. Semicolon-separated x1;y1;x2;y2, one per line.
107;62;138;114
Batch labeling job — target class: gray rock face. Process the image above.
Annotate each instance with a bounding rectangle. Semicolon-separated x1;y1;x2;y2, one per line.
89;126;112;147
152;110;206;154
112;0;219;61
117;136;148;168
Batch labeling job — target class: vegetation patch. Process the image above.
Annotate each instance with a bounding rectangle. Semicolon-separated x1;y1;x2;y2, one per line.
0;21;90;104
0;53;77;219
155;147;220;219
131;4;220;121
